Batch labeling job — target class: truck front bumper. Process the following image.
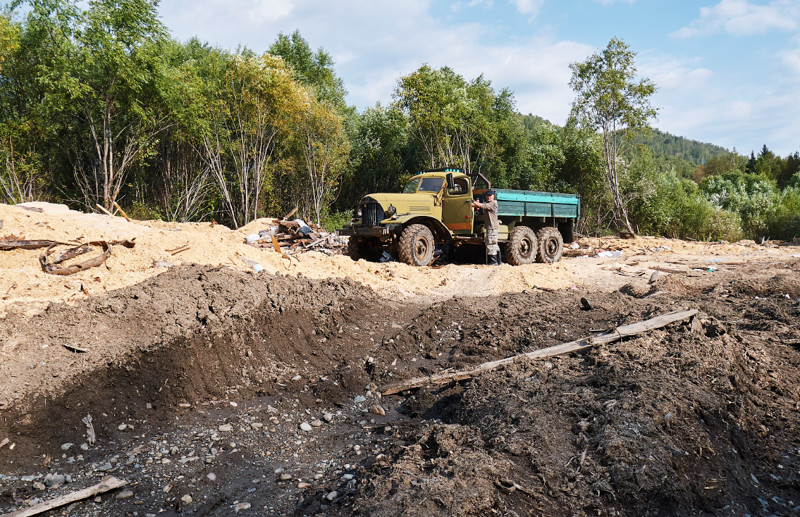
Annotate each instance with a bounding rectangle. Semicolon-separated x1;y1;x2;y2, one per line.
337;224;401;238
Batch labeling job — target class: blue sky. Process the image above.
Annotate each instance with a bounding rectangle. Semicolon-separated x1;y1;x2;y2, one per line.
158;0;800;156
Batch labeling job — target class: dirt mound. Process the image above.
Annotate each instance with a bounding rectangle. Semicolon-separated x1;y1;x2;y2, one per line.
1;203;800;516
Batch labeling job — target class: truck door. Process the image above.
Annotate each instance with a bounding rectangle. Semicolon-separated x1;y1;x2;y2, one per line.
442;176;473;234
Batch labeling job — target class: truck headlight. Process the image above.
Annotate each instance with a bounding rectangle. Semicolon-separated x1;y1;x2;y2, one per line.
386;204;396;216
356;208;362;217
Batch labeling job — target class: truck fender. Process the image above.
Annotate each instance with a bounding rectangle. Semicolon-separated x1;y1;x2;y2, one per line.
396;216;452;242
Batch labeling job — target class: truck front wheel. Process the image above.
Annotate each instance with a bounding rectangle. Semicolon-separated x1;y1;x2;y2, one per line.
398;224;435;266
536;227;564;263
505;226;537;265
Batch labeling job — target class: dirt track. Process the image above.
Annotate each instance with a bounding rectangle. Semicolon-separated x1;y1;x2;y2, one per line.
1;203;800;516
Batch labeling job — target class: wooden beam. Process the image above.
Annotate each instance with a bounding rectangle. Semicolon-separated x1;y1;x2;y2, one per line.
1;476;127;517
381;309;698;396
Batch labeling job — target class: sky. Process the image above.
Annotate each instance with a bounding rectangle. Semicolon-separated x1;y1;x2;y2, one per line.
157;0;800;157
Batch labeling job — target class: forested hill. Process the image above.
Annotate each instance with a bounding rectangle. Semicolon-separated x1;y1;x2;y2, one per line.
630;128;731;165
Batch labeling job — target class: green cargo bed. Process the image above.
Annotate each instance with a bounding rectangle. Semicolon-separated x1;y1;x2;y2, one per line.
494;189;580;219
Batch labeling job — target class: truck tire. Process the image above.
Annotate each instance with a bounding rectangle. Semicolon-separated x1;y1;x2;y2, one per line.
558;220;575;243
536;227;564;263
398;224;435;266
348;236;382;262
505;226;538;265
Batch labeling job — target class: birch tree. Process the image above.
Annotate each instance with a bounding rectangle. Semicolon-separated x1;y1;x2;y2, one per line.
569;37;657;236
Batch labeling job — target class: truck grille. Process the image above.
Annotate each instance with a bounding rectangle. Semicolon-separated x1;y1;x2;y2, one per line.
361;202;385;226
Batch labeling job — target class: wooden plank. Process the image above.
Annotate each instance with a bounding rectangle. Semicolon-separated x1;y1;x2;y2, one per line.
1;476;127;517
381;309;697;396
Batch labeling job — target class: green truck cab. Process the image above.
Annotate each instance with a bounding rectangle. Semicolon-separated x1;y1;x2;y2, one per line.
337;168;579;266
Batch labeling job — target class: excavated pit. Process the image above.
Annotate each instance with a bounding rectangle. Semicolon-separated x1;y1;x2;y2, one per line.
0;264;799;516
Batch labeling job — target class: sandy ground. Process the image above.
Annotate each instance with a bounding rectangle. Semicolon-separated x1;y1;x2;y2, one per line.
2;202;799;320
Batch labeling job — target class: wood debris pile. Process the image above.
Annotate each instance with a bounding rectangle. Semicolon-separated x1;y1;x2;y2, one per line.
244;219;345;256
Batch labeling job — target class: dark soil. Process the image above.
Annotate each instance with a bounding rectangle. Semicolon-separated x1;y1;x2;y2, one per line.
1;262;799;516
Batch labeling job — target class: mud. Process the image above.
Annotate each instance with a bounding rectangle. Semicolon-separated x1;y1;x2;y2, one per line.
0;255;799;515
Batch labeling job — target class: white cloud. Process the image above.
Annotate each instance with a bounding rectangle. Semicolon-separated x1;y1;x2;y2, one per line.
672;0;799;38
159;0;588;123
509;0;545;15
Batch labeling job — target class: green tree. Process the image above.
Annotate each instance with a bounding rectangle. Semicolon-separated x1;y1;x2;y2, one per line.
202;53;309;228
269;30;348;111
569;37;657;235
393;65;515;177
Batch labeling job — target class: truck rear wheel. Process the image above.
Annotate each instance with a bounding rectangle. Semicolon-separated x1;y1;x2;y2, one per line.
505;226;537;265
348;236;382;262
398;224;435;266
536;227;564;263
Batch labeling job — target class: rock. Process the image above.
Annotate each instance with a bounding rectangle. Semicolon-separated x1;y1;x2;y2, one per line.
181;494;193;504
342;473;354;481
323;412;334;423
251;422;263;429
310;419;323;427
44;474;66;487
267;405;278;413
280;473;292;481
207;473;217;482
61;442;74;451
234;502;251;512
291;374;302;381
115;490;134;500
370;405;386;416
117;424;128;431
218;424;233;432
353;395;366;404
298;482;310;489
299;422;313;432
32;481;46;491
326;490;338;501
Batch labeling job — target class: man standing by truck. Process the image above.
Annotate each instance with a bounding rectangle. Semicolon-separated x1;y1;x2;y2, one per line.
472;189;500;265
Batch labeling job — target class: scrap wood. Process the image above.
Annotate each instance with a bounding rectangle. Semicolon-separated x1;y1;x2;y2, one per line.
39;242;111;276
271;235;282;254
62;343;88;353
53;244;91;265
169;244;190;256
112;202;131;222
382;309;698;396
95;204;114;217
282;206;298;220
0;239;68;251
0;476;127;517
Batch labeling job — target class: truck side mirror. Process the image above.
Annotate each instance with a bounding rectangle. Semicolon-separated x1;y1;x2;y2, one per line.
446;173;455;191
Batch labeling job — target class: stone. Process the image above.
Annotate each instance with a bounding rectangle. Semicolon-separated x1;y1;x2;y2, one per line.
61;443;74;451
353;395;366;404
207;473;217;482
234;502;252;512
323;413;334;423
310;419;323;427
44;474;66;487
181;494;193;504
299;422;313;432
117;424;128;431
218;424;233;432
370;405;386;416
326;490;338;501
115;490;134;500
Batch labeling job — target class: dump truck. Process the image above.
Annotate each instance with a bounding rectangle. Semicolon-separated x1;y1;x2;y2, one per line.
337;168;580;266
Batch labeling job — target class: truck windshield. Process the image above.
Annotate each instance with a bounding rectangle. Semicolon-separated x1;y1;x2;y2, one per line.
403;179;420;193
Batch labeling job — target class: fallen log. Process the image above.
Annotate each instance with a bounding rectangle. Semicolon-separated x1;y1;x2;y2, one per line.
381;309;698;396
0;239;68;251
0;476;127;517
40;242;111;276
